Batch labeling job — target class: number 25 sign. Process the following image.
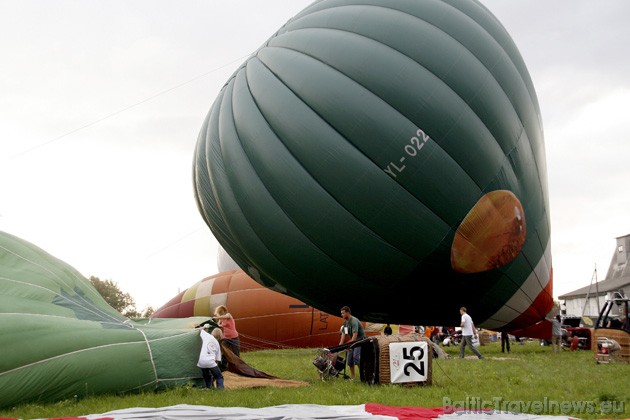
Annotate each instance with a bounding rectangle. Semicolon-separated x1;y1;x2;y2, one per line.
389;341;428;383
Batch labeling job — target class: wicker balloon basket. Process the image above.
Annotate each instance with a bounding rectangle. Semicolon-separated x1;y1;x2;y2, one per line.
358;333;433;386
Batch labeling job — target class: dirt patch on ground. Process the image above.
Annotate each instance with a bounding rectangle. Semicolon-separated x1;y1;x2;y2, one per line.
460;356;518;360
223;372;309;390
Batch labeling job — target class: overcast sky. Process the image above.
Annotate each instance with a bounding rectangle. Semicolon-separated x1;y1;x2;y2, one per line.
1;1;629;312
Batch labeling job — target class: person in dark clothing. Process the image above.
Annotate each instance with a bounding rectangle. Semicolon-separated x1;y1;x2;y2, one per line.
501;331;510;353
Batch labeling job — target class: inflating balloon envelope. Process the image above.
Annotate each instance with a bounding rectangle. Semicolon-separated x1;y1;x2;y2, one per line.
193;0;553;330
0;231;207;408
151;268;384;349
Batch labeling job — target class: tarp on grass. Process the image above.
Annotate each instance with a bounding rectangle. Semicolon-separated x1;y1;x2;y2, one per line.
43;403;579;420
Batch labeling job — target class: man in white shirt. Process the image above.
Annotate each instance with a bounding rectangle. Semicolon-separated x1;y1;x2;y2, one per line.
459;307;484;359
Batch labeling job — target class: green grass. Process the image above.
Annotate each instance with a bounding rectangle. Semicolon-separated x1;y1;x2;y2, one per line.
2;341;628;419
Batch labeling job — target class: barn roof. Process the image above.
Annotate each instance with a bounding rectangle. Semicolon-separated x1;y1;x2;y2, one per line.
559;234;630;299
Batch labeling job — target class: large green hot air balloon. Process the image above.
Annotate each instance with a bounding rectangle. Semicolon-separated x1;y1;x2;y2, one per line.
193;0;552;330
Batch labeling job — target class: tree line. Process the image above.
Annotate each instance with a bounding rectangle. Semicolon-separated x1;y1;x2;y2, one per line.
89;276;154;318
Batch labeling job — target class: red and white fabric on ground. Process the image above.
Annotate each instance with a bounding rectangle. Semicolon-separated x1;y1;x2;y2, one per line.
366;404;578;420
39;403;579;420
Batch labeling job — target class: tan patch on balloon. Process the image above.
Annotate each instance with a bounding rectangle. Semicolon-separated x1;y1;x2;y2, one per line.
451;190;526;273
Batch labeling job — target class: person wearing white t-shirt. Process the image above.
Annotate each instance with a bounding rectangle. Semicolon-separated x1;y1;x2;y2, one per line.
459;307;484;359
197;324;225;390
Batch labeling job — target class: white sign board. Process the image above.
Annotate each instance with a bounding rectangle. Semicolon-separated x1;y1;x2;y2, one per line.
389;341;428;383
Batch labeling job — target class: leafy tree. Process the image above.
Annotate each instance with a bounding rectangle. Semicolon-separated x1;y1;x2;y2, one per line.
141;306;155;318
89;276;138;317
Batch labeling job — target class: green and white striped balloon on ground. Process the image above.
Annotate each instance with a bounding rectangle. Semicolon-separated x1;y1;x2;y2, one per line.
0;231;208;408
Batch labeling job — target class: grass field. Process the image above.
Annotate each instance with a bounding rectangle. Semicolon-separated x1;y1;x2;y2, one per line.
2;340;628;419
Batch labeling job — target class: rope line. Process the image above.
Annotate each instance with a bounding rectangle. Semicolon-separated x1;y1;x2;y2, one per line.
9;54;251;160
433;356;458;385
238;333;301;351
136;328;159;385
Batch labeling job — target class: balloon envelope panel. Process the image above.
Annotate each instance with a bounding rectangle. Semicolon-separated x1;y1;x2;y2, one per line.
152;269;381;349
193;0;552;330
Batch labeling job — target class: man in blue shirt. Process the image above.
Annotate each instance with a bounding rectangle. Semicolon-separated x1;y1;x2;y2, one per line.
339;306;366;379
